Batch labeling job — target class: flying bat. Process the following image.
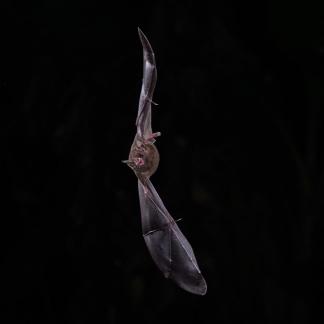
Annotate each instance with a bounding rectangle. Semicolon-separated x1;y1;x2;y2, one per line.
124;28;207;295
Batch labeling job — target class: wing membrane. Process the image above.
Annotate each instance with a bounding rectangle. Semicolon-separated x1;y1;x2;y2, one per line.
136;28;157;139
138;179;207;295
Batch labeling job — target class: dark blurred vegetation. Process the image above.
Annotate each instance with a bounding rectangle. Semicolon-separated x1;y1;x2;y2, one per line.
1;1;323;323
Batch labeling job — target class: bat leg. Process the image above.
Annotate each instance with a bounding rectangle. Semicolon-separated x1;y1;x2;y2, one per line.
142;183;148;194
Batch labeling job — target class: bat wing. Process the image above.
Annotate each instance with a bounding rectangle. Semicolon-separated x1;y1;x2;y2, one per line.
138;179;207;295
136;28;157;139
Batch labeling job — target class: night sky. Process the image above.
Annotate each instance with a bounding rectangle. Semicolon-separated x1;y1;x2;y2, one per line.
1;1;324;323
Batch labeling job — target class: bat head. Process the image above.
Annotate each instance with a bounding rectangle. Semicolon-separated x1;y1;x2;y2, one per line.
126;138;160;180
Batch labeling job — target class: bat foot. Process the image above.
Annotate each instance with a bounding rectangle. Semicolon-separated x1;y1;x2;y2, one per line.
147;132;161;143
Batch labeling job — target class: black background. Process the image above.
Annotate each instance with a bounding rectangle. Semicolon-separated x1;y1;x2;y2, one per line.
1;1;324;323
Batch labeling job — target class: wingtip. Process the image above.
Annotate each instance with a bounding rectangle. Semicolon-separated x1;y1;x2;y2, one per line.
192;276;208;296
200;280;208;296
137;27;154;54
171;272;208;296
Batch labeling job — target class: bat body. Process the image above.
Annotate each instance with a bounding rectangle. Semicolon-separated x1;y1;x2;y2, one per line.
124;28;207;295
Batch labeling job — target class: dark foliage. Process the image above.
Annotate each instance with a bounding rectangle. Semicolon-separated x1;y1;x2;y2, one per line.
1;1;323;323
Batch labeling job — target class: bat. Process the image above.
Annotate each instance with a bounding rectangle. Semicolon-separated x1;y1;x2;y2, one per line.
123;28;207;295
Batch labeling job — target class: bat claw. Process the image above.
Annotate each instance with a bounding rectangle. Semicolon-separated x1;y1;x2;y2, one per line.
150;98;158;106
142;93;159;106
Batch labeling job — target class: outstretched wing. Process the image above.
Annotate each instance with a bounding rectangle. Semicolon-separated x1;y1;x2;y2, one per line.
136;28;157;139
138;179;207;295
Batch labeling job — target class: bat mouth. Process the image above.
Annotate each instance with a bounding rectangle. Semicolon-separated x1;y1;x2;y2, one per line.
122;157;146;172
134;157;145;166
